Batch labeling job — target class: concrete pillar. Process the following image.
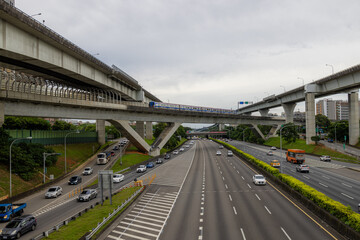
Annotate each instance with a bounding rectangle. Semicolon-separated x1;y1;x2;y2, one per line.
136;121;145;139
96;120;106;145
282;103;296;123
251;124;265;140
146;122;153;140
219;124;225;131
259;109;269;117
305;93;315;144
266;124;281;139
0;102;4;128
348;91;359;145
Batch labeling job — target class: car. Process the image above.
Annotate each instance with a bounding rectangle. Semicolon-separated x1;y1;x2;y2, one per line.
184;145;190;148
320;155;331;162
137;165;147;173
111;151;115;156
327;138;334;143
164;154;171;159
219;145;224;149
113;174;125;183
77;189;97;202
173;150;179;155
267;151;274;156
45;186;62;198
146;162;155;168
270;146;277;150
270;160;281;168
68;176;82;185
0;214;37;239
113;146;119;151
216;150;222;156
190;141;194;145
253;175;266;185
156;158;163;164
179;148;185;152
296;164;310;173
227;150;233;156
82;167;93;175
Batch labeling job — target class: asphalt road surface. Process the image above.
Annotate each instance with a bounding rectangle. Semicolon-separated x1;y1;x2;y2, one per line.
229;140;360;211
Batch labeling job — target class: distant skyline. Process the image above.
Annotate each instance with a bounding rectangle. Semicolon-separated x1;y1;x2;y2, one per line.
15;1;360;125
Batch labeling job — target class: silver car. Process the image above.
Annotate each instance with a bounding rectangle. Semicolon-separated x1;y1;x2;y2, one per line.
113;174;125;183
253;175;266;185
82;167;93;175
45;186;62;198
77;189;97;202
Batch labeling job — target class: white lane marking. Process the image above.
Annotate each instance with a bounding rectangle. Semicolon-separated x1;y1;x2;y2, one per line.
255;194;261;201
240;228;247;240
117;222;160;232
303;175;310;179
229;194;233;201
199;226;203;240
319;182;328;188
222;176;225;181
341;193;354;199
127;214;164;223
281;227;292;240
237;170;240;174
247;183;252;189
113;229;150;240
123;218;164;227
290;170;295;173
200;218;203;222
233;206;237;215
200;207;204;216
342;183;353;188
220;171;222;174
241;176;244;180
264;205;272;214
225;184;228;189
322;175;330;179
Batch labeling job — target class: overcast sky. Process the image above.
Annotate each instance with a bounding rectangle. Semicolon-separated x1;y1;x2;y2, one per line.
16;0;360;116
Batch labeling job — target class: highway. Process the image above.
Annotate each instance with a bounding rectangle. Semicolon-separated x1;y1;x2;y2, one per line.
0;139;166;239
99;140;344;240
228;140;360;211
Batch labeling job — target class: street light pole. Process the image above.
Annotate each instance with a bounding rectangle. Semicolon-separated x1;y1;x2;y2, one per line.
9;137;32;198
64;130;80;174
43;152;61;184
326;64;334;74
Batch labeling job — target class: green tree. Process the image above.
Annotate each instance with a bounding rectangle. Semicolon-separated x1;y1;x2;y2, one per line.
3;116;51;130
328;121;348;142
315;114;331;132
277;123;299;143
311;136;321;145
52;120;75;130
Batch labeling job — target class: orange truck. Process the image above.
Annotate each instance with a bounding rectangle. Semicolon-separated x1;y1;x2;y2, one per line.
286;149;305;164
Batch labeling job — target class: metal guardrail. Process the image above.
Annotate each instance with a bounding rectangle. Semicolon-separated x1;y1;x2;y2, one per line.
30;186;144;240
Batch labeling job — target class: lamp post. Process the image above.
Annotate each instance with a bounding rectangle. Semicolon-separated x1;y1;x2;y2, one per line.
280;125;292;173
64;130;80;174
280;85;286;92
9;137;32;197
325;64;334;74
43;152;61;184
334;122;340;150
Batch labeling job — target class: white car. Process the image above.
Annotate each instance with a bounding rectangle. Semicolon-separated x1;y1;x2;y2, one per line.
113;174;125;183
219;145;224;149
173;150;179;155
253;175;266;185
179;148;185;152
216;150;222;156
137;165;147;173
184;145;190;148
270;146;277;150
227;150;233;156
45;186;63;198
320;155;331;162
82;167;93;175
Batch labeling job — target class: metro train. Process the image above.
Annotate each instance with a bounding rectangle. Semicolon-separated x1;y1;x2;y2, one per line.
149;101;236;114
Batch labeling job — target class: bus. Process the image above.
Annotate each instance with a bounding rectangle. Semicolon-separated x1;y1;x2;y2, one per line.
286;149;305;164
97;152;111;165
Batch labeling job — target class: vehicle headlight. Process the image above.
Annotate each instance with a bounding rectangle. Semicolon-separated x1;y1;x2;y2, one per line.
11;230;17;235
3;215;8;219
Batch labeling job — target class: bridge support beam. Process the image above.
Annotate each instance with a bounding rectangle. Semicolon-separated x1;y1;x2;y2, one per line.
219;124;225;131
348;91;359;145
0;102;4;128
259;109;269;117
282;103;296;123
251;124;265;140
96;120;106;145
151;123;182;155
146;122;153;140
266;125;281;139
305;93;315;144
136;121;145;139
109;120;150;154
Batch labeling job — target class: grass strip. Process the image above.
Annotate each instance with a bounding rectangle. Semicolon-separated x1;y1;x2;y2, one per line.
45;186;142;240
111;153;151;173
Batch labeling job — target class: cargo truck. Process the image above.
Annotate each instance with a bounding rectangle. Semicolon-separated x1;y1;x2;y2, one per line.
0;203;27;222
